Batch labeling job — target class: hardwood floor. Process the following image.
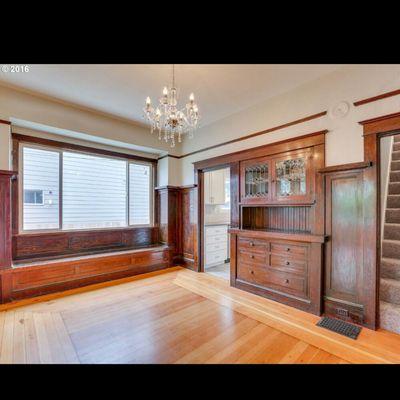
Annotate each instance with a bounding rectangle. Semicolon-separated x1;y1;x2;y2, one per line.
0;267;398;364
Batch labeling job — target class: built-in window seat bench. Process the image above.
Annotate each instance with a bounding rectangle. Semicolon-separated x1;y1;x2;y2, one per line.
0;244;170;303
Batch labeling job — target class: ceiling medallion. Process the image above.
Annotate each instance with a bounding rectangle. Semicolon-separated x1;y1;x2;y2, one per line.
143;64;200;147
329;101;350;119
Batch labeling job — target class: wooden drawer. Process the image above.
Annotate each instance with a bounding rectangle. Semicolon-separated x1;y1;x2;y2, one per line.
270;242;308;259
270;255;307;275
205;249;226;265
207;242;227;252
238;250;267;266
238;237;269;253
237;262;307;298
205;225;228;237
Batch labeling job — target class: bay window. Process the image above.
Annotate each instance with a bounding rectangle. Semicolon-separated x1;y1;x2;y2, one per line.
20;144;154;232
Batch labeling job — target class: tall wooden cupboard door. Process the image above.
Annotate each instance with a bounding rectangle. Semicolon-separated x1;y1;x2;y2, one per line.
324;169;365;325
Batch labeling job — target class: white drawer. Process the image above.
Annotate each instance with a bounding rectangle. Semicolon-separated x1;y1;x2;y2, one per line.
205;225;228;237
207;242;227;252
205;249;226;266
205;234;226;245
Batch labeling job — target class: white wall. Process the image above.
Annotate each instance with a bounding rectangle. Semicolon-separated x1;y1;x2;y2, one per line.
0;123;11;170
0;84;182;156
179;65;400;185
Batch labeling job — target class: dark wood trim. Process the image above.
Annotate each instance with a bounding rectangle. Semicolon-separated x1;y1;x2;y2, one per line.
358;111;400;329
359;112;400;136
153;112;327;161
318;161;373;174
155;185;181;191
157;154;180;160
193;130;327;171
0;171;15;271
354;89;400;107
12;133;158;164
182;111;327;159
0;119;11;126
228;228;326;243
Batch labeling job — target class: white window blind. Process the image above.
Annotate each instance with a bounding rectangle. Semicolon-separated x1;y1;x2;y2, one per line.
22;147;60;230
62;152;127;230
129;163;151;226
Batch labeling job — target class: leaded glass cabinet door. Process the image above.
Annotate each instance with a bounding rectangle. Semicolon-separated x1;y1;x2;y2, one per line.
272;150;313;203
240;158;271;204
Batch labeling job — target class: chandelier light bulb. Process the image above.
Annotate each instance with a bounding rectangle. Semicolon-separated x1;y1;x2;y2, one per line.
146;96;151;105
189;93;195;102
163;87;168;96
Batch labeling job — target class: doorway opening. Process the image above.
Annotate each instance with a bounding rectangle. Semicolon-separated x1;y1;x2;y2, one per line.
203;167;231;280
379;132;400;334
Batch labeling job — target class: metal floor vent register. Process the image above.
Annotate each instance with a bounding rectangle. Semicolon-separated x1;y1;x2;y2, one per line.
316;317;361;340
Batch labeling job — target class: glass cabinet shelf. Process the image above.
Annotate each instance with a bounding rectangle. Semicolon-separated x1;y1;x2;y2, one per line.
244;164;269;198
275;157;306;197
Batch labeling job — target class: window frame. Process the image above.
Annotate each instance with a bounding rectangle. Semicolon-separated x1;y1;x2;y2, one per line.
23;189;45;206
19;141;155;234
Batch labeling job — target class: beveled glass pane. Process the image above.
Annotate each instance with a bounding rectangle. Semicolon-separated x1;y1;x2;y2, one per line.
244;163;269;197
275;157;306;197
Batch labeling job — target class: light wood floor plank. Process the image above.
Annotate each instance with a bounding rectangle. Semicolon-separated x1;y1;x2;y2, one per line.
23;312;40;364
1;268;398;364
0;312;15;364
12;313;26;364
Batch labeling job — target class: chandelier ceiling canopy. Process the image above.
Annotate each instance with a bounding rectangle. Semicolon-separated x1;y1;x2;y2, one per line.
143;64;200;147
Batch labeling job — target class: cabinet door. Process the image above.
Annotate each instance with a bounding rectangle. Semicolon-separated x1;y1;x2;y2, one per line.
211;169;226;204
240;157;271;204
271;149;313;203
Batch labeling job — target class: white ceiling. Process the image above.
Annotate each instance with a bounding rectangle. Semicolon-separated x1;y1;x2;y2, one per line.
0;64;343;128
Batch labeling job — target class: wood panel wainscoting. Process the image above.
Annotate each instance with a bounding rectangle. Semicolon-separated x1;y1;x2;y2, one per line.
155;185;198;270
0;171;15;270
319;162;374;327
0;246;169;303
12;227;160;262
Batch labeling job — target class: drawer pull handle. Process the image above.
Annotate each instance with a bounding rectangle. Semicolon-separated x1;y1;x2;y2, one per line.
250;242;254;247
250;255;255;259
250;270;254;275
286;261;290;266
286;248;290;251
285;279;289;284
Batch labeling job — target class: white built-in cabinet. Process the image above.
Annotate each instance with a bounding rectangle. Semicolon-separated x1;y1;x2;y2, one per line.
204;225;229;267
204;169;226;205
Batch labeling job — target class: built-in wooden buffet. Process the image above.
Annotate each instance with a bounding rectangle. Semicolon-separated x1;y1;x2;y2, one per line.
228;132;326;315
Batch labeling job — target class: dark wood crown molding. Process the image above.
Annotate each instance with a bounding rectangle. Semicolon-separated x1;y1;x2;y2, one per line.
359;112;400;136
354;89;400;107
0;119;11;126
193;129;328;171
12;133;158;164
181;111;327;160
157;154;180;161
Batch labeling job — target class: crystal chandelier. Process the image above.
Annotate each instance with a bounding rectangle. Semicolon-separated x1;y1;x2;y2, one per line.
143;64;200;147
